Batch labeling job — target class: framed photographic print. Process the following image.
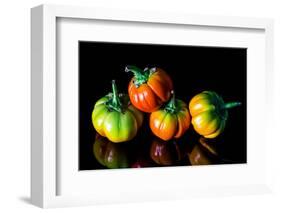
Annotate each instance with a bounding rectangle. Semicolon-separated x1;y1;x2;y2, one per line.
31;4;274;208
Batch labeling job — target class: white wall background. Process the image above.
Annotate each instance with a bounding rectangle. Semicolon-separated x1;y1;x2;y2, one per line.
0;0;280;212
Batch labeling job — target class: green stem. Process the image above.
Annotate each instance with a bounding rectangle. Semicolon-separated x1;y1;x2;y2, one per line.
224;102;242;109
125;65;145;78
111;80;122;110
125;65;149;87
165;91;177;113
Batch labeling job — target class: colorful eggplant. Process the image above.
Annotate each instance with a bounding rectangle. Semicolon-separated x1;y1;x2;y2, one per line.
189;91;241;138
125;65;173;112
92;80;143;143
150;91;191;141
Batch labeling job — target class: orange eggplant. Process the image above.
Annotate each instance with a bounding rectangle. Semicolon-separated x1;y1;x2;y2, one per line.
149;91;191;141
125;65;173;112
189;91;241;138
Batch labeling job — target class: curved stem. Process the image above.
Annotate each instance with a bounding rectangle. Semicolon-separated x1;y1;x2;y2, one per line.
224;102;241;109
125;65;145;78
125;65;149;87
111;80;122;109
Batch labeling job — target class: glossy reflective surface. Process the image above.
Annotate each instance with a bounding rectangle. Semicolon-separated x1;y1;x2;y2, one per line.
90;127;244;169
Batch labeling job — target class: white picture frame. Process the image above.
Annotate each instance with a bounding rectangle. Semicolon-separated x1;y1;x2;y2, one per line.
31;4;274;208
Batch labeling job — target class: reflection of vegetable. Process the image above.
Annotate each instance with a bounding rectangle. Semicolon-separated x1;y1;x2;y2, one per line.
150;91;191;141
93;134;129;169
188;137;219;166
92;80;143;143
125;65;173;112
189;91;241;138
198;137;237;164
198;137;218;156
150;138;182;166
188;144;213;165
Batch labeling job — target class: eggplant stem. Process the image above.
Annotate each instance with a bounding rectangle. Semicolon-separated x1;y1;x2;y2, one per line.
165;91;177;113
224;102;241;109
125;65;144;76
111;80;122;111
125;65;149;86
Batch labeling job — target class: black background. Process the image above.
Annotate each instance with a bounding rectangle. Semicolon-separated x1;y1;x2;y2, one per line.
79;41;247;170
